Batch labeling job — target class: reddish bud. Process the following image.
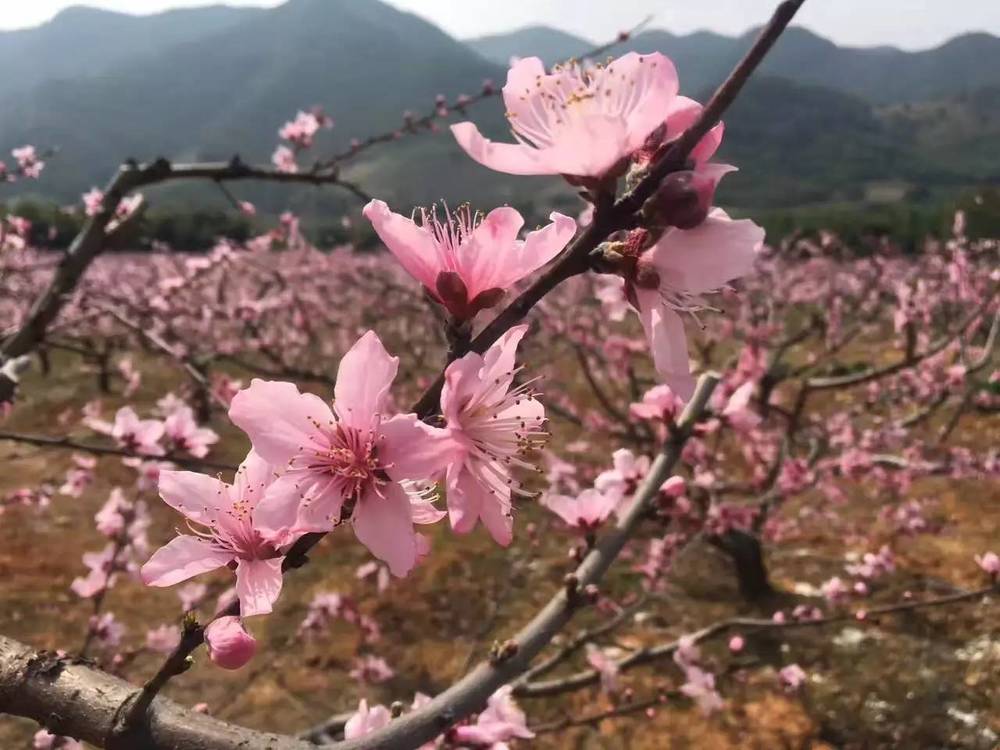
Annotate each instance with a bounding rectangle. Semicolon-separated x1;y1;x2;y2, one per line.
647;170;717;230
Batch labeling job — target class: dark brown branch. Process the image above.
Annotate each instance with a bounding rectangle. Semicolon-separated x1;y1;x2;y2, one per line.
0;430;236;472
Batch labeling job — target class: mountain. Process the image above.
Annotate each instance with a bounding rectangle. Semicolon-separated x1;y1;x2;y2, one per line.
0;1;997;223
0;0;520;208
467;25;1000;105
0;4;262;101
470;25;595;66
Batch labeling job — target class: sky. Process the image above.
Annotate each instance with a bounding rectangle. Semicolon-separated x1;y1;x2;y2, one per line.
0;0;998;51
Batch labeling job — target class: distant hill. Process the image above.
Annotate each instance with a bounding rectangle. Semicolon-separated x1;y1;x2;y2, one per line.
467;25;1000;105
0;1;997;221
0;4;262;101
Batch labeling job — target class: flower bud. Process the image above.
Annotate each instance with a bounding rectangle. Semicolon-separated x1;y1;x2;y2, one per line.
646;170;717;230
204;616;257;670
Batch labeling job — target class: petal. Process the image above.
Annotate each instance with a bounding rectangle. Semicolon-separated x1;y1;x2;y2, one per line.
455;205;524;298
489;212;576;291
445;463;483;535
235;557;284;617
362;199;441;290
141;535;231;587
663;96;724;164
231;449;278;512
352;483;417;577
255;471;344;542
229;379;332;464
379;414;457;480
501;56;549;124
334;331;398;431
158;469;229;526
543;114;631;177
636;292;696;401
601;52;680;151
477;481;514;547
451;122;553;176
476;323;530;399
648;210;764;294
541;494;581;527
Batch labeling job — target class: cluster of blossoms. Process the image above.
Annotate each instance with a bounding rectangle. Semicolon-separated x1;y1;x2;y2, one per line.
3;145;45;181
84;396;219;463
272;107;333;173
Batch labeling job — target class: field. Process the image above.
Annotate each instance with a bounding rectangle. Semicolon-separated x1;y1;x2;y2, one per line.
1;232;997;749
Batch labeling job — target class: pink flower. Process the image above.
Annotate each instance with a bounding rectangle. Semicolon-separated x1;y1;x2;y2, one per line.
779;663;808;691
86;406;165;456
229;332;455;577
453;685;534;745
344;699;392;740
272;145;298;173
728;635;745;653
627;209;764;399
595;448;649;508
679;664;723;715
721;381;760;432
177;582;208;612
82;187;105;217
279;110;329;149
543;488;618;532
140;450;289;617
163;406;219;458
975;551;1000;576
71;544;119;598
363;200;575;321
349;655;394;684
629;384;684;422
440;325;545;545
12;145;44;178
451;53;678;178
821;576;850;604
94;487;131;537
145;624;181;653
204;616;257;669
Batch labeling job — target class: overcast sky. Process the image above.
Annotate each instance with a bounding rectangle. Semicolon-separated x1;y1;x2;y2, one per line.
1;0;998;50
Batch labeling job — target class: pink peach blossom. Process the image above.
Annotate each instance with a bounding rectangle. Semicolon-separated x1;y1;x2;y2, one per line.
542;488;618;531
630;209;764;399
452;685;534;745
363;200;575;320
163;406;219;458
344;699;392;740
141;450;289;617
451;53;678;178
229;332;454;577
440;324;545;545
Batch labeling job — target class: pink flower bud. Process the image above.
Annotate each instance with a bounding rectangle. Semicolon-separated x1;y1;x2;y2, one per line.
728;635;744;653
204;616;257;670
